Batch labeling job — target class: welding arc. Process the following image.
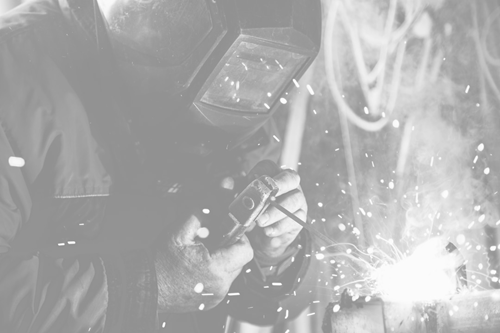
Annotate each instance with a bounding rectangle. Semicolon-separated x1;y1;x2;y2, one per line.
269;198;336;247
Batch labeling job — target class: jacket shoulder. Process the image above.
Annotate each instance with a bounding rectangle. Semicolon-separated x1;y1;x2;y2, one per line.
0;0;61;42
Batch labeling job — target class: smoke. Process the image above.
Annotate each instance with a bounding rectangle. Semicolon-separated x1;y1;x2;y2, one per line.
399;109;498;245
299;0;500;293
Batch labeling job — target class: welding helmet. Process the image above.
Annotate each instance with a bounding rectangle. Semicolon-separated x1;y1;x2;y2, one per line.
94;0;321;156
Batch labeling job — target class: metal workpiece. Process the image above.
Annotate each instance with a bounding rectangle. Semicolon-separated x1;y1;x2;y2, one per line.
436;290;500;333
323;290;500;333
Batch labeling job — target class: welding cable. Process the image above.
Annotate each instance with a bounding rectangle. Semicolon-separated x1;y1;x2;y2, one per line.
324;0;407;132
353;0;421;50
480;6;500;67
341;0;397;95
471;2;500;103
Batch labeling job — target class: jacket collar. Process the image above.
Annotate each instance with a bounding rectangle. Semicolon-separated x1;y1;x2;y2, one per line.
58;0;109;58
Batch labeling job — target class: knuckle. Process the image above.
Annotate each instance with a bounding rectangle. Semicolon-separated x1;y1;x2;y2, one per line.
272;224;284;236
284;169;300;184
291;191;303;207
286;221;301;234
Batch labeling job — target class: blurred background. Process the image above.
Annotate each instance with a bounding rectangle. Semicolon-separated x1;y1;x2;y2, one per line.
272;0;500;331
2;0;500;332
0;0;21;14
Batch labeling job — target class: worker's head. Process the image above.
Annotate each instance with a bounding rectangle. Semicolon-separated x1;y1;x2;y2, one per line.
93;0;321;155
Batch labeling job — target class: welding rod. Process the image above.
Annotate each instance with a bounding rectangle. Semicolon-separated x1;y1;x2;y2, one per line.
269;197;336;247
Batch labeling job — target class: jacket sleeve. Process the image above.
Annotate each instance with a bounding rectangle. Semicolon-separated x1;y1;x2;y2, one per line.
0;138;160;333
0;27;159;332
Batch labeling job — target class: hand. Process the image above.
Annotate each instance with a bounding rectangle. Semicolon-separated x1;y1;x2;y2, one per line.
154;214;253;313
246;161;308;259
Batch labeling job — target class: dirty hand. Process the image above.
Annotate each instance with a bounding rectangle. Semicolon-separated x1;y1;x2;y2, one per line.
247;161;308;259
154;214;253;313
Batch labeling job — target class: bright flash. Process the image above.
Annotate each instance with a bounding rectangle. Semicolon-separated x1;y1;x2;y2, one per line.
373;238;461;302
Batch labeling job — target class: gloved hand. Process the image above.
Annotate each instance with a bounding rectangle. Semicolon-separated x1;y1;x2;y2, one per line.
246;160;308;259
154;214;253;313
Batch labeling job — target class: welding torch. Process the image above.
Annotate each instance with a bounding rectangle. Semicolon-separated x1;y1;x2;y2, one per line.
200;173;335;251
268;196;336;247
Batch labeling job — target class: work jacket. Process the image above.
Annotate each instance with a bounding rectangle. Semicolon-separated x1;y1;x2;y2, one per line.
0;0;318;332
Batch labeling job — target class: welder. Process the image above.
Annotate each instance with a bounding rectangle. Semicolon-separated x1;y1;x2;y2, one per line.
0;0;321;332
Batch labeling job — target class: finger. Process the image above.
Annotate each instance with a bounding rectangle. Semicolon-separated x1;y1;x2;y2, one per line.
175;215;202;246
272;169;301;197
257;189;306;227
262;209;306;238
212;234;254;272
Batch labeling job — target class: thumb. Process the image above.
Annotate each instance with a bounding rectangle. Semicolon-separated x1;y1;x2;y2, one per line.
175;215;202;245
248;160;281;180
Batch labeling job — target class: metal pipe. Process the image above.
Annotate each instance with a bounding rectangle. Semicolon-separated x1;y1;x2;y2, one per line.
323;290;500;333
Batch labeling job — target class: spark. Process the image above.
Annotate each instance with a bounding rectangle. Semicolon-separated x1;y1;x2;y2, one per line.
316;253;325;260
197;228;209;239
194;283;204;293
8;156;25;167
306;84;315;95
293;79;300;88
392;120;400;128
